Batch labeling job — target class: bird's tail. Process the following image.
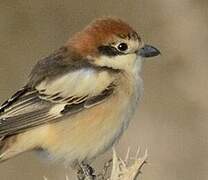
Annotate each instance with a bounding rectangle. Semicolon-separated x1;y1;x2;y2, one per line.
0;137;7;162
0;136;19;163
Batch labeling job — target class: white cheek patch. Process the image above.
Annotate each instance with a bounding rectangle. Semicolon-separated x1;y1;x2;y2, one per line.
95;54;138;72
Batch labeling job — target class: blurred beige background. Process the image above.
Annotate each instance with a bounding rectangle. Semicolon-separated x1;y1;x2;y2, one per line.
0;0;208;180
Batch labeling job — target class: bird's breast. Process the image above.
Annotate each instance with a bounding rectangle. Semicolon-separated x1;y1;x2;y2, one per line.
40;71;143;164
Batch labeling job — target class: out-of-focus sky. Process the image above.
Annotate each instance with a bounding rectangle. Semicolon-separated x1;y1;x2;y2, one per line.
0;0;207;180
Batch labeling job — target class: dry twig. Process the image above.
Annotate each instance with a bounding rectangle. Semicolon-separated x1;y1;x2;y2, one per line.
43;147;148;180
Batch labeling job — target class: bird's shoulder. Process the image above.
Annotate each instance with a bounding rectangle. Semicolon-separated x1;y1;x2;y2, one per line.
28;46;96;88
27;45;117;100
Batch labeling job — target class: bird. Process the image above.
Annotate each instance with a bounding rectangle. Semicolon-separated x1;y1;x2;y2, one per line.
0;17;160;171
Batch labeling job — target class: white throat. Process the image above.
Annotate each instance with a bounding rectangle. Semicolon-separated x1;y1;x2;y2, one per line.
94;54;143;77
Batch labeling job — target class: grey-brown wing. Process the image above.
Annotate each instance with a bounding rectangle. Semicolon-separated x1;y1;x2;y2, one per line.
0;46;116;137
0;83;115;137
0;87;54;137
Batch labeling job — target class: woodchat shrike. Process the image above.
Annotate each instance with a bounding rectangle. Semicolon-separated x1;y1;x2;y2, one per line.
0;17;160;168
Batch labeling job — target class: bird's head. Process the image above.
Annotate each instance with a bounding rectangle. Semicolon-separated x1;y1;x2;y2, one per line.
67;17;160;72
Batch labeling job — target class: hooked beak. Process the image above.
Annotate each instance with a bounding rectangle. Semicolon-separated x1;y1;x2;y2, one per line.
138;44;161;58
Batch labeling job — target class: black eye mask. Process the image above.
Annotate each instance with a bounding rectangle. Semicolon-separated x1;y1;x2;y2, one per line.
98;45;125;57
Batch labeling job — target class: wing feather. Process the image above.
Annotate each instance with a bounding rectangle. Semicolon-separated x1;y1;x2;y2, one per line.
0;47;117;137
0;74;115;137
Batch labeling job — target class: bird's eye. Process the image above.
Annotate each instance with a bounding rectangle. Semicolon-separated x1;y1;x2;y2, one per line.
117;43;128;52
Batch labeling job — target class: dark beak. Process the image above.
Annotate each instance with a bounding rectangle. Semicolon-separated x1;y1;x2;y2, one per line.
138;44;161;58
